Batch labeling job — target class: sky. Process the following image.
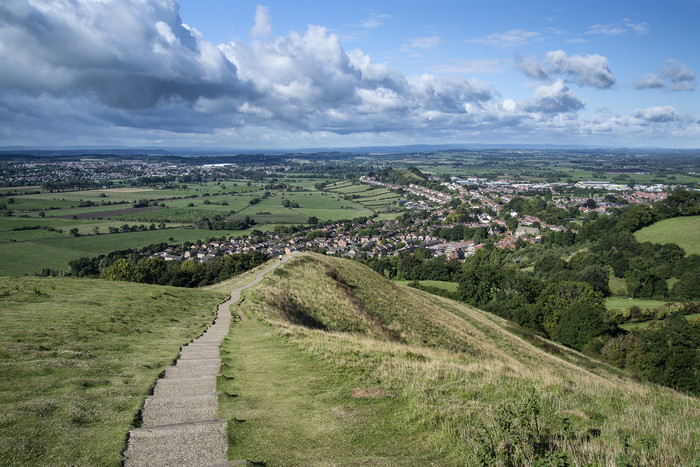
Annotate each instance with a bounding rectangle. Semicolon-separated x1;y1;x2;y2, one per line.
0;0;699;149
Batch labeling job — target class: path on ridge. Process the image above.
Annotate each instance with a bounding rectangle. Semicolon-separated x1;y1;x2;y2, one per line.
123;255;294;467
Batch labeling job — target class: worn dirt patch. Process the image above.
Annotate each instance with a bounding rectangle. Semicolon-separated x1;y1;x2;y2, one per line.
351;387;394;399
565;410;589;419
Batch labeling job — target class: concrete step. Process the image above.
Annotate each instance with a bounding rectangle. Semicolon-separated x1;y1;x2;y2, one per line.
123;419;227;467
153;376;217;396
141;393;218;427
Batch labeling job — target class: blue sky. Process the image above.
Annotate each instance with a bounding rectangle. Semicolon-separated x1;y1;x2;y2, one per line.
1;0;698;149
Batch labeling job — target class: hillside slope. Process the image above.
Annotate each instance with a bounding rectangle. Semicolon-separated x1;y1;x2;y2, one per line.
223;253;699;466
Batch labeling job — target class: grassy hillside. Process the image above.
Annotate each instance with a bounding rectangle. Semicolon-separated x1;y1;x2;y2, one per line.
222;253;699;466
0;277;226;466
635;215;700;255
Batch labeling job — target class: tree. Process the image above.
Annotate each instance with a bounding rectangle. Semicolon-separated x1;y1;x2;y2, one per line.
557;301;612;351
533;253;568;278
101;258;135;282
625;256;668;298
458;262;504;307
538;281;605;340
307;216;319;225
134;257;167;284
69;228;80;237
92;226;100;236
580;264;611;296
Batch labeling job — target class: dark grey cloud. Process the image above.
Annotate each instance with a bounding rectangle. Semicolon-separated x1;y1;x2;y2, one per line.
0;0;253;110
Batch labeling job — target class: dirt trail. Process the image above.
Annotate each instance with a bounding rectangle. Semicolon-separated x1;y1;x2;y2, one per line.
122;254;293;467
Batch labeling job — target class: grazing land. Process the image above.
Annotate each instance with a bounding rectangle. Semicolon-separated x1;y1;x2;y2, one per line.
0;276;226;466
222;254;699;466
635;216;700;256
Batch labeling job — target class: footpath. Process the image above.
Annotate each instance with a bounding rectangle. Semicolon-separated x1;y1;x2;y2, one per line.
123;255;293;467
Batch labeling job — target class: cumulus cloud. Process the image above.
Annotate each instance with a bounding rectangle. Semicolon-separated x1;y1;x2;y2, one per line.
0;0;250;111
0;1;696;147
467;29;541;47
516;50;615;89
635;60;695;91
251;5;272;38
545;50;615;88
515;55;549;80
633;106;679;123
521;80;585;114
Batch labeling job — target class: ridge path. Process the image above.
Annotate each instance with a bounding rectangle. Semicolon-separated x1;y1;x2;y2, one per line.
123;254;294;467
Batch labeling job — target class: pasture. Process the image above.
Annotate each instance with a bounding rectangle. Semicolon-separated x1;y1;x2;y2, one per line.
635;216;700;256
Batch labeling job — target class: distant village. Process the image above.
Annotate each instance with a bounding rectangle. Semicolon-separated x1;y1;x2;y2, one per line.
149;174;672;263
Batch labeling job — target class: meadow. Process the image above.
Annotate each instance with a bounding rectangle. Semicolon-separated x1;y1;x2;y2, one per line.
0;276;225;465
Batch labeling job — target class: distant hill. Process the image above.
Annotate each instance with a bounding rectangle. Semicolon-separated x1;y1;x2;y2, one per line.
225;253;699;465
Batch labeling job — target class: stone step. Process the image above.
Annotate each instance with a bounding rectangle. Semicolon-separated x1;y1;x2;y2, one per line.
179;349;221;360
153;376;217;396
123;419;227;467
141;393;218;427
164;365;220;379
173;358;221;368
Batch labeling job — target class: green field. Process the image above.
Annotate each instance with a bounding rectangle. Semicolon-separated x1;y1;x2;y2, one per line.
605;296;673;311
635;216;700;256
0;276;225;465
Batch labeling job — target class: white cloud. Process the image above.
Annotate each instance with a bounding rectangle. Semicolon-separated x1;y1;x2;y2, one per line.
406;36;442;50
521;80;585;114
467;29;541;47
515;55;549;81
517;50;615;89
433;59;504;75
634;106;679;123
251;5;272;38
635;60;695;92
361;12;390;29
586;18;649;37
662;60;695;91
545;50;615;88
634;73;665;90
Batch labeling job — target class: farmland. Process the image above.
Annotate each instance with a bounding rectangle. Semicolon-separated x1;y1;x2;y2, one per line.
0;176;400;275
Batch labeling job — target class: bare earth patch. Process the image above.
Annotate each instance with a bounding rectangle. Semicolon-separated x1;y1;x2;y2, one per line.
352;387;394;399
